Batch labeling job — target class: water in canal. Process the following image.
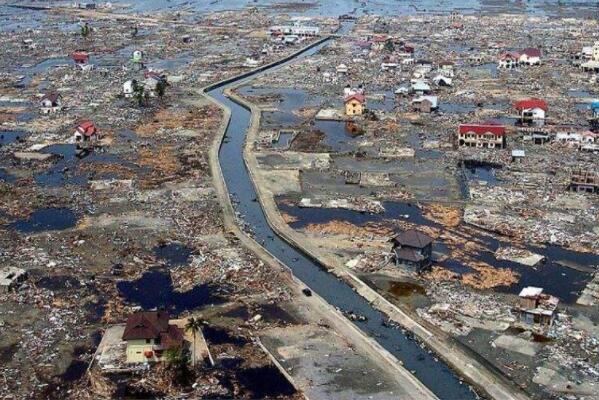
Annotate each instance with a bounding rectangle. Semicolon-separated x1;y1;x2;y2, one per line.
208;38;478;399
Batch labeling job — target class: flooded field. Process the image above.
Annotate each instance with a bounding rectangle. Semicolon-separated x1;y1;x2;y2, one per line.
9;208;79;233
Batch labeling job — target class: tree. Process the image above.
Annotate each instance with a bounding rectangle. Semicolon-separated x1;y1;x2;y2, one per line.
164;346;192;386
156;79;167;101
132;81;146;107
384;39;394;53
81;23;91;39
184;317;203;367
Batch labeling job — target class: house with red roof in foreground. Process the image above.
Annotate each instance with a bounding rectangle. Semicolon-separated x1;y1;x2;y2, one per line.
514;98;548;126
458;122;506;149
123;311;184;363
73;120;99;143
344;93;366;116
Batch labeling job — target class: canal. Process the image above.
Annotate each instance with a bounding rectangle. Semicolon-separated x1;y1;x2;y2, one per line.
206;38;478;399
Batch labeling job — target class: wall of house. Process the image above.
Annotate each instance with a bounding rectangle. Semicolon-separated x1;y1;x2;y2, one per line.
458;132;504;148
125;338;162;363
345;100;363;115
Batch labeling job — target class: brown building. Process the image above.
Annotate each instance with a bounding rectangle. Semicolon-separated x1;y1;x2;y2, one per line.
514;287;559;328
391;230;433;273
569;169;598;193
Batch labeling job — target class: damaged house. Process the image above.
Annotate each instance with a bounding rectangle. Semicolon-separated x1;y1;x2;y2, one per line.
569;168;598;193
514;287;559;328
39;92;63;114
391;230;433;273
0;267;27;293
73;120;99;143
344;93;366;116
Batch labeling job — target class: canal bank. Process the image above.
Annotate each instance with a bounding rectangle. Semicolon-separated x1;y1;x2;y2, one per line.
216;41;530;400
202;39;437;400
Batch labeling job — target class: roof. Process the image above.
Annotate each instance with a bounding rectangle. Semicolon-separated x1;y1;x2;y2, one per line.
122;311;170;340
514;98;548;111
76;120;97;136
459;123;506;136
591;101;599;110
144;70;167;82
519;286;543;298
41;92;61;104
521;48;542;57
394;247;425;263
393;229;433;248
411;81;431;91
160;324;184;348
500;51;520;60
71;51;89;62
0;267;26;286
511;149;525;157
344;93;366;104
412;95;438;108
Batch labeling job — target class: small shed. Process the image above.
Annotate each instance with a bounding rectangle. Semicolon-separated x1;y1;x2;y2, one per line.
123;79;137;97
511;149;525;162
132;50;143;63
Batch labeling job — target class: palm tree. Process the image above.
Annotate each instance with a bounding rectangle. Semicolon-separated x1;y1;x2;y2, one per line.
165;346;191;385
185;317;203;367
132;82;146;107
81;23;91;39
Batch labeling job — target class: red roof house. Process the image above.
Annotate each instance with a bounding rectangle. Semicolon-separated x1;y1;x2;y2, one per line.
521;48;542;58
344;93;366;104
514;98;548;112
71;51;89;64
458;123;506;136
76;120;97;137
122;311;185;363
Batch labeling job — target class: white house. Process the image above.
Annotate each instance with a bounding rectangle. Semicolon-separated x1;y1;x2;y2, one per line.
336;64;349;74
410;80;431;95
519;48;542;65
498;52;520;69
39;93;63;114
433;74;452;86
123;80;137;97
269;23;320;37
514;99;548;126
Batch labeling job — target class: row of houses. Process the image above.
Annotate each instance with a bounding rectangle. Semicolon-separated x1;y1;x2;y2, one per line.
498;48;542;69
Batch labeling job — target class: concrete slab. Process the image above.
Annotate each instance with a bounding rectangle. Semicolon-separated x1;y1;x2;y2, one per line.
260;324;431;400
258;169;301;195
492;335;540;357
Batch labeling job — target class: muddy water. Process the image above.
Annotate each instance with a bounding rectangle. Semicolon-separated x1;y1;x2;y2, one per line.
208;35;478;399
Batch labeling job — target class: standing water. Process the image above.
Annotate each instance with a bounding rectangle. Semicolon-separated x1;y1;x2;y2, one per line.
207;33;478;399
